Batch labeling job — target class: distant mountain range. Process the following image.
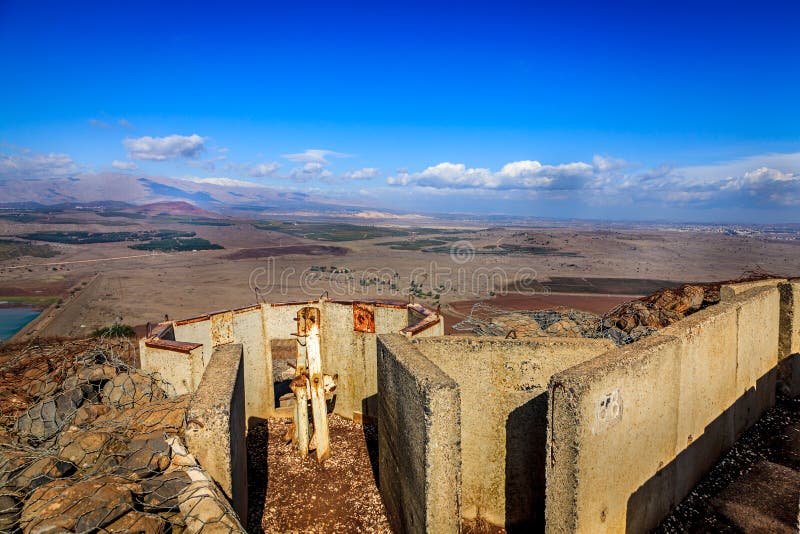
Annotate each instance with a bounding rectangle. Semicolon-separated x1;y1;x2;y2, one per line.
0;172;359;216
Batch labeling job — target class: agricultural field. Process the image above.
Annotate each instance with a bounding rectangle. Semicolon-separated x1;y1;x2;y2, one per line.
253;221;414;241
20;230;196;244
129;237;223;251
0;239;59;261
374;237;461;250
2;211;799;340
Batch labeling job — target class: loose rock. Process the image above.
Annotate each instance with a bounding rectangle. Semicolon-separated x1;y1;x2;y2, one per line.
20;475;135;533
0;493;22;532
102;372;166;409
58;430;115;470
7;456;75;492
141;471;193;511
115;437;172;479
104;510;168;533
15;388;85;443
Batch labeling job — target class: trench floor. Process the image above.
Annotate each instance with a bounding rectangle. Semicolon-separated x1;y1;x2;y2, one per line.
656;394;800;532
247;414;391;533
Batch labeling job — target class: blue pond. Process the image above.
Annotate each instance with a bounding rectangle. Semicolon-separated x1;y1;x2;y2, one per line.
0;307;40;342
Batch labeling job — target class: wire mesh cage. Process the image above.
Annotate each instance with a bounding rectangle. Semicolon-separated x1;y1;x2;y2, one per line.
0;336;245;533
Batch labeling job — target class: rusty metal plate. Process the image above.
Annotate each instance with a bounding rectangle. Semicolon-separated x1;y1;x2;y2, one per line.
353;302;375;333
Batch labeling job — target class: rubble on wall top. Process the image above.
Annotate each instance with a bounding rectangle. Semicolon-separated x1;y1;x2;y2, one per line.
453;271;787;346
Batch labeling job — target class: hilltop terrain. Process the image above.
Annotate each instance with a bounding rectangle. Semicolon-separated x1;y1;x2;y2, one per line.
0;201;799;341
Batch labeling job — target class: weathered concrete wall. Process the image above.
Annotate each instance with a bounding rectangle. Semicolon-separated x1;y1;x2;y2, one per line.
323;301;415;418
173;317;215;369
779;281;800;397
720;277;786;300
233;306;273;421
546;286;781;533
260;300;440;419
377;334;461;534
139;339;204;395
142;299;443;422
413;336;613;530
185;344;248;522
173;307;270;422
321;301;360;416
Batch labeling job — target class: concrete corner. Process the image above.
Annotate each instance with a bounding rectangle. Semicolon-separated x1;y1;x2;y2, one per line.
779;281;800;397
185;343;248;522
377;334;461;534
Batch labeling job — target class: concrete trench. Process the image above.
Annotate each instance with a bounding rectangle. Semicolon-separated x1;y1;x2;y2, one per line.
137;280;800;533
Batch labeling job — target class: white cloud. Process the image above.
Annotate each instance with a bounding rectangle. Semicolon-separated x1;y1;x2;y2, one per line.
388;160;592;190
123;134;206;161
339;167;380;181
181;176;263;188
117;118;132;128
226;161;282;178
387;152;800;208
281;149;351;165
243;162;282;177
288;162;333;182
111;160;138;171
0;151;79;180
592;154;630;172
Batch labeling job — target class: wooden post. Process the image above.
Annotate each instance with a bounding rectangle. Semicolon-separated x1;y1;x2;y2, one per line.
305;313;330;463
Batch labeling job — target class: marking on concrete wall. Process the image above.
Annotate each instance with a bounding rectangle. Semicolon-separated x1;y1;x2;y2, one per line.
491;358;541;391
353;302;376;333
211;311;234;346
593;389;622;434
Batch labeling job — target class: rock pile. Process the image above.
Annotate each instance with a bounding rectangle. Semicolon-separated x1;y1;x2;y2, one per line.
453;278;769;346
603;284;713;335
0;339;245;533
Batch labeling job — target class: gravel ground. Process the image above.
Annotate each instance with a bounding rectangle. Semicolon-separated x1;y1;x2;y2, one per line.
655;394;800;532
247;414;390;533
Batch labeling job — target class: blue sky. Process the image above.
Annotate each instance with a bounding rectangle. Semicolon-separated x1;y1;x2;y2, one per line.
1;0;799;221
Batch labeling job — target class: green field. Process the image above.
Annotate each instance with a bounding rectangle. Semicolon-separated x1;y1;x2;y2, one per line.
253;221;413;241
150;216;235;226
96;211;148;219
254;221;466;241
129;237;223;251
0;296;60;306
375;237;461;250
423;242;582;256
0;239;60;261
20;230;196;244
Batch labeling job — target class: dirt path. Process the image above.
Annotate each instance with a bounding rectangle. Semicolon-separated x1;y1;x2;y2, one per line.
248;415;390;533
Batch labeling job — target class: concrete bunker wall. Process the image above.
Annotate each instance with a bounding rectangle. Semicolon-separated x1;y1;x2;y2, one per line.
376;334;461;534
413;336;614;531
185;343;248;521
377;334;613;532
779;280;800;397
140;338;204;395
140;299;444;423
545;284;782;533
170;305;271;422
